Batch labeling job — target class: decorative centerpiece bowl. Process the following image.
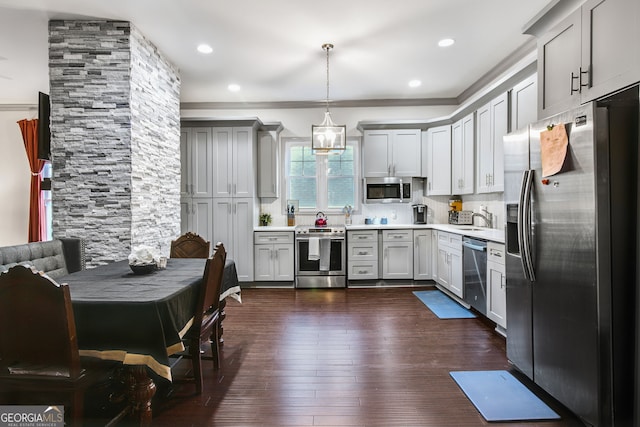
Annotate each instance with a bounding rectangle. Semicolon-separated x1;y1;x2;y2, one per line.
129;263;156;275
128;245;160;275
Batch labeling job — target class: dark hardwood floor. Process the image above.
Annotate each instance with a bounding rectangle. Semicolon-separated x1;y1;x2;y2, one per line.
149;286;585;427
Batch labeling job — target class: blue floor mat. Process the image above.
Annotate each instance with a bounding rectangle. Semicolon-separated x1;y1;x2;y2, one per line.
450;370;561;422
412;290;476;319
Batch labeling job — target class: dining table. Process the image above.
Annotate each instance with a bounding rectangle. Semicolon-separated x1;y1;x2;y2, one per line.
58;257;240;426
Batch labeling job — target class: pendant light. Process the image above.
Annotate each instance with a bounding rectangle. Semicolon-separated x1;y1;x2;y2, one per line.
312;43;346;155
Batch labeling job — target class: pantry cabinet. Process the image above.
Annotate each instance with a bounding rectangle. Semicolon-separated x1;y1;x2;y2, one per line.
181;120;261;282
382;230;413;280
537;0;640;117
476;93;507;194
212;198;256;282
422;125;452;196
451;114;474;195
180;128;214;199
180;198;213;245
362;129;421;177
212;127;256;198
254;231;294;281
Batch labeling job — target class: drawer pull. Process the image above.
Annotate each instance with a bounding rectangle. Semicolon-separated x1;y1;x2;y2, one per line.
358;251;368;255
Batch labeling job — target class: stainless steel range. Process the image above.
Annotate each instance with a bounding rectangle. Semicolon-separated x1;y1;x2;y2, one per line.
294;225;345;288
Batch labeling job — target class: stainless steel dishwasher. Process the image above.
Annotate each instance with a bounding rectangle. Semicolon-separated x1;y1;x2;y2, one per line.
462;237;487;315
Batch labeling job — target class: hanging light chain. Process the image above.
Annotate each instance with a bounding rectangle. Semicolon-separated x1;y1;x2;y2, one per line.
322;43;333;113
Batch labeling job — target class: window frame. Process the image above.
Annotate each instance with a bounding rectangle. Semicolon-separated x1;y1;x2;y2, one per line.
281;136;360;215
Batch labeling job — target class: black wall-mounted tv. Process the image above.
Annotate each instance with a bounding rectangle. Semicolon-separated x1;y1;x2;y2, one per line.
37;91;51;161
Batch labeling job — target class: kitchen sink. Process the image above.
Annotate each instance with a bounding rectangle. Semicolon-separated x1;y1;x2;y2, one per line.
455;227;485;231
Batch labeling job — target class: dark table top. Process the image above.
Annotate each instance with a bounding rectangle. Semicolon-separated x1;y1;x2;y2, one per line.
59;258;238;381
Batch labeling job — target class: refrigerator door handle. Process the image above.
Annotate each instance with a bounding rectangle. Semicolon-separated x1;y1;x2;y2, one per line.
521;170;536;281
517;170;529;278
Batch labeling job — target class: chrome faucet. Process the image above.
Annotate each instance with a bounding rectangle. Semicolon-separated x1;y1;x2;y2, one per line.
472;208;493;228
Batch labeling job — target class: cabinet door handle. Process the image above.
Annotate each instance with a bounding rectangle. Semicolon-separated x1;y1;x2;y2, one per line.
227;184;231;194
570;71;580;94
580;66;590;90
233;184;237;195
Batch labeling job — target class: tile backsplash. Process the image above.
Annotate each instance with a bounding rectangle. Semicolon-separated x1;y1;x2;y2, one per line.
260;177;505;230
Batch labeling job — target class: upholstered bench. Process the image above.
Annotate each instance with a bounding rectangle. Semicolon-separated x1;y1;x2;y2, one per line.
0;239;85;279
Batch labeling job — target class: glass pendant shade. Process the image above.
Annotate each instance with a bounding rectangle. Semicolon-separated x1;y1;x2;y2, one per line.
312;111;346;154
312;43;346;155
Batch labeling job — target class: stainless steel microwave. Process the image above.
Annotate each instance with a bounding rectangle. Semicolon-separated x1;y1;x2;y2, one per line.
364;177;411;203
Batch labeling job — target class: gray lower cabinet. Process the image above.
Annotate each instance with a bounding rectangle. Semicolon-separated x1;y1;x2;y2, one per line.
382;230;413;280
486;241;506;329
413;229;432;280
347;230;379;280
253;231;294;281
436;231;463;298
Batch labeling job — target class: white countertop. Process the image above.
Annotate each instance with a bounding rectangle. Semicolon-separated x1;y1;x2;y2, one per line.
254;224;504;243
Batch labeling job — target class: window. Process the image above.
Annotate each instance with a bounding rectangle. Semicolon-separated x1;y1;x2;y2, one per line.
283;138;359;213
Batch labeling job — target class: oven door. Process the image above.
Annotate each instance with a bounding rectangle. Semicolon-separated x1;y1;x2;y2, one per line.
295;237;345;276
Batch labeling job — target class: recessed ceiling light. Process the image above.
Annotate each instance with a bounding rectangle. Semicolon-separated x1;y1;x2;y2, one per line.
197;44;213;54
408;79;422;88
438;38;455;47
228;84;241;92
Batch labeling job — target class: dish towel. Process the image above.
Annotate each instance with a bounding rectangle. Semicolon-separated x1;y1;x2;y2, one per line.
319;238;331;271
308;237;320;261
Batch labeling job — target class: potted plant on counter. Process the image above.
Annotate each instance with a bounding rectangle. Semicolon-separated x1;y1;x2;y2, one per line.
259;213;272;227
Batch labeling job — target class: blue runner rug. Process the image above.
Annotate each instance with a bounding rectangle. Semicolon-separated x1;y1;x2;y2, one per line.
450;370;561;422
413;290;476;319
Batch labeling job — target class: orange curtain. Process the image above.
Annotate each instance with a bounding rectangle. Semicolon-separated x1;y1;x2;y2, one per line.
17;119;46;242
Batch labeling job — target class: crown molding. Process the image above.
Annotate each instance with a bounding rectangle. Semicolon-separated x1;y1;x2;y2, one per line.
180;97;458;111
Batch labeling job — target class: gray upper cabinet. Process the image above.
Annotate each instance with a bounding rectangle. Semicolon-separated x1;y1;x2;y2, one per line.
537;10;582;118
538;0;640;117
363;129;421;177
258;129;280;198
476;93;507;194
422;125;452;196
580;0;640;102
511;74;538;131
451;113;474;195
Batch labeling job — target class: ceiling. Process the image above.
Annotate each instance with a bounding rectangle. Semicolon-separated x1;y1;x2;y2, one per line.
0;0;552;106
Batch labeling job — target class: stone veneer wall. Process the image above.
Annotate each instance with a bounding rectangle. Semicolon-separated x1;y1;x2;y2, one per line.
49;21;181;266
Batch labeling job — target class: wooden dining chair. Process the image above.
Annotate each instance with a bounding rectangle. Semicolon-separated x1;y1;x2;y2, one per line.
175;242;226;394
170;232;211;258
0;265;114;426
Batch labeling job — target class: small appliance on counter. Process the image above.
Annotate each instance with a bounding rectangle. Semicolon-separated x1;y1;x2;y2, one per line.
315;211;327;227
449;210;473;225
412;204;427;224
449;195;462;212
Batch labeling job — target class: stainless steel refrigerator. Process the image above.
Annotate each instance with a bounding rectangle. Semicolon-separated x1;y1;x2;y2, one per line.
503;86;638;427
